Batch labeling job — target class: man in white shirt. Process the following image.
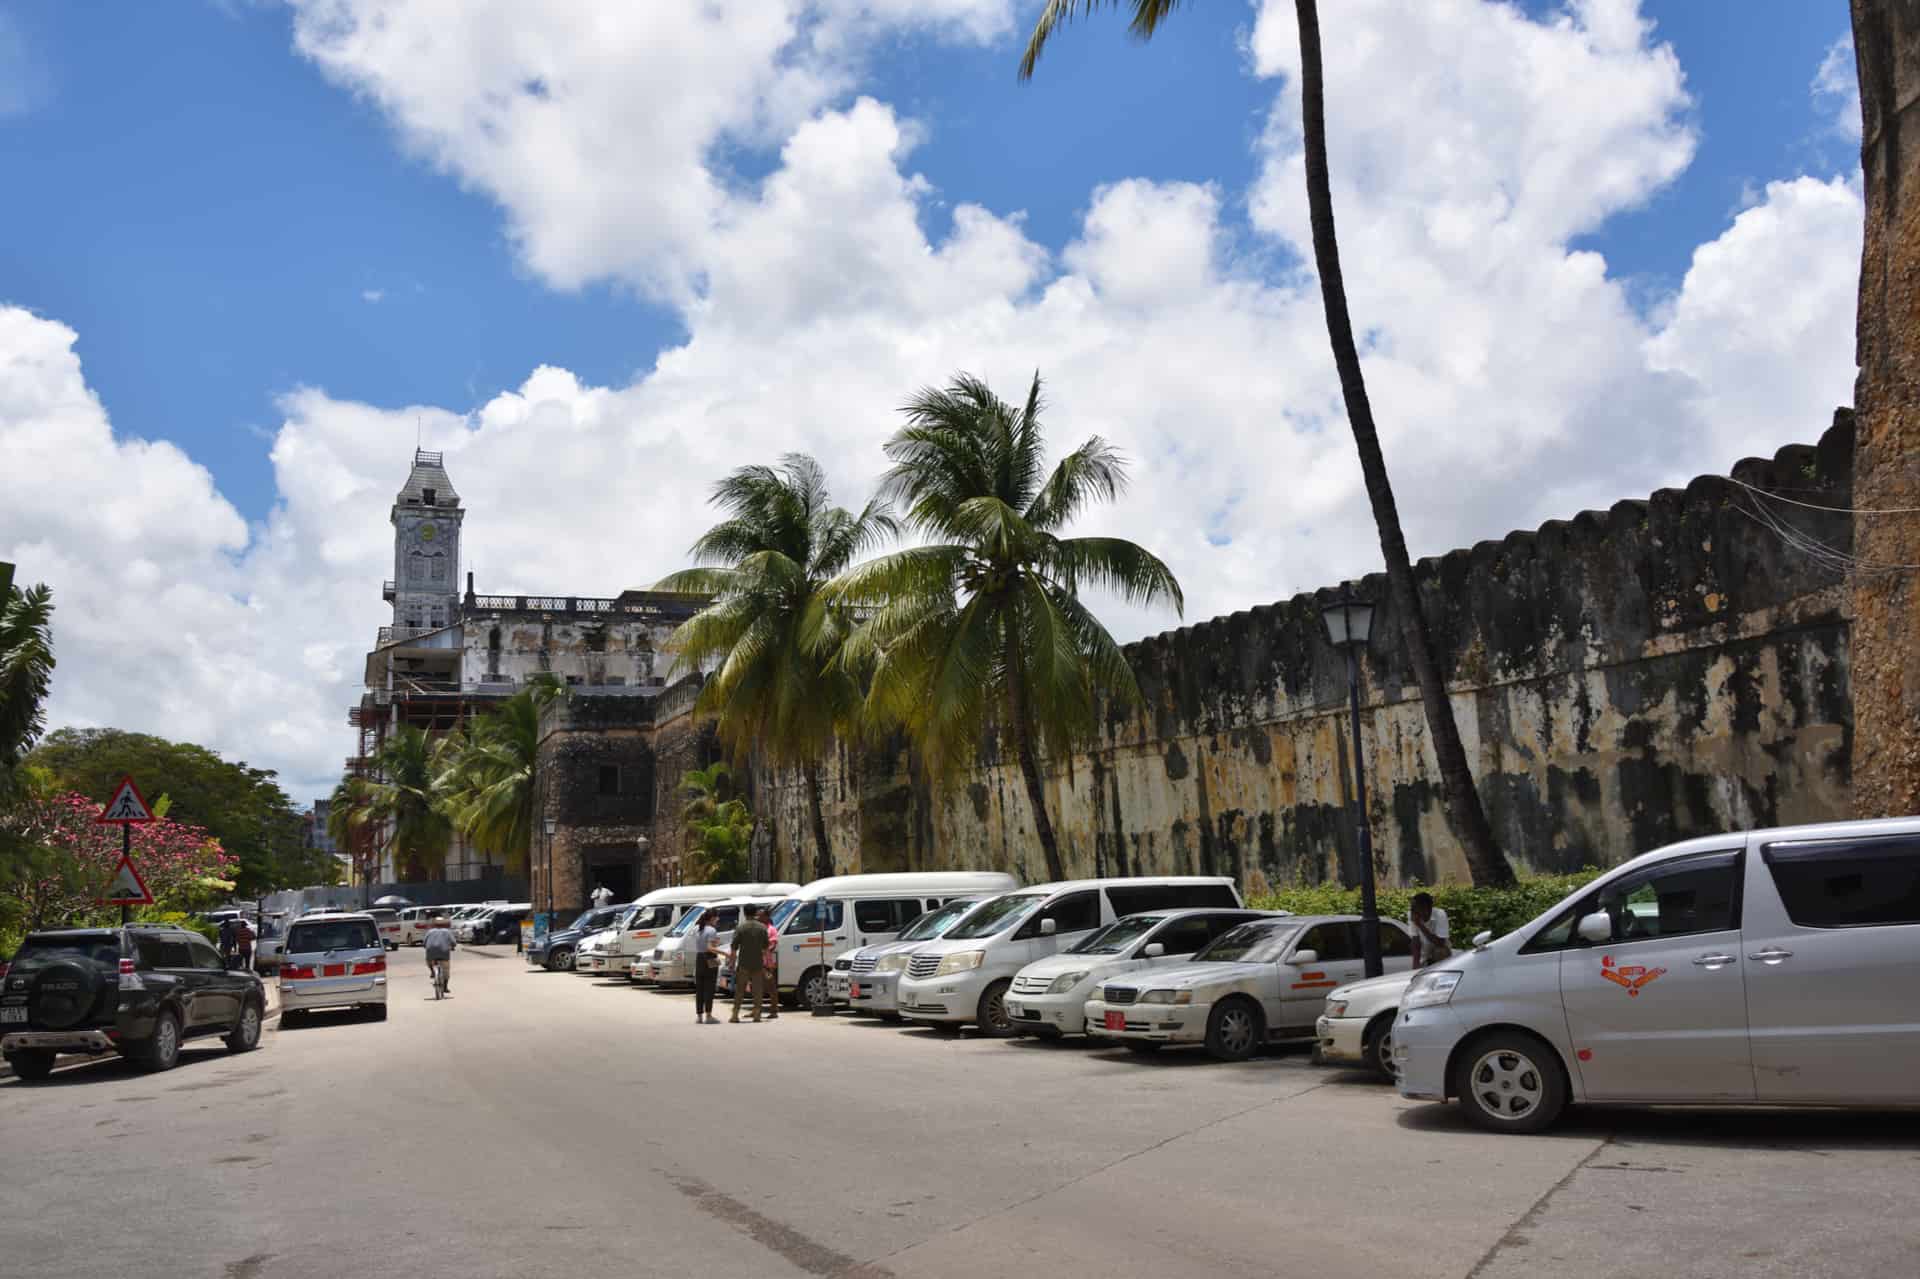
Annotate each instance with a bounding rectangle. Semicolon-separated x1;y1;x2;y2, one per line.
1409;892;1451;968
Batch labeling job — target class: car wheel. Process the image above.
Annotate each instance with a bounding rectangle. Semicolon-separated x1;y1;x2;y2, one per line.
795;967;830;1012
546;948;573;973
975;979;1015;1038
1453;1031;1567;1134
367;1004;389;1023
1363;1012;1401;1084
135;1009;182;1072
1204;997;1262;1062
6;1049;56;1081
225;999;263;1053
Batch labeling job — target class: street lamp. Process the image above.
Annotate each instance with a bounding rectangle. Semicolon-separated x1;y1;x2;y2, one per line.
543;816;558;916
1321;586;1384;979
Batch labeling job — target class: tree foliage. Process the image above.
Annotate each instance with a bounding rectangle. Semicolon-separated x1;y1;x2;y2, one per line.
363;724;453;882
26;727;333;895
828;372;1182;881
431;678;563;876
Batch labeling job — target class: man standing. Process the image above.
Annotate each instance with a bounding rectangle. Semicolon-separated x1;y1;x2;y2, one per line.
1409;892;1451;969
729;906;772;1024
234;917;256;973
590;884;614;910
423;916;457;994
216;915;238;969
693;911;721;1025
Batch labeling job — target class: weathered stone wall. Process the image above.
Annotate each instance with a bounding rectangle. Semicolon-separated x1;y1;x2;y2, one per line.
644;680;715;888
535;694;661;911
461;612;677;690
738;417;1857;889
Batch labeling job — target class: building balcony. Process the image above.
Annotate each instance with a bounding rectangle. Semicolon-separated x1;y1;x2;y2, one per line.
375;625;435;647
382;580;396;601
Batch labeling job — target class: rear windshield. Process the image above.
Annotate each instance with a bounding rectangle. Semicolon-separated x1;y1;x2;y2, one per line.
284;920;379;953
14;936;120;966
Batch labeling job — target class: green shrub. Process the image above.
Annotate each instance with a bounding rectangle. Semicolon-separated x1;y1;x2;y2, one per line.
130;908;218;943
1248;869;1605;944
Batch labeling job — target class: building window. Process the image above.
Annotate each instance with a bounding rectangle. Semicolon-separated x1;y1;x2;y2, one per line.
598;765;620;796
422;488;437;506
488;627;502;651
430;555;447;582
408;552;426;581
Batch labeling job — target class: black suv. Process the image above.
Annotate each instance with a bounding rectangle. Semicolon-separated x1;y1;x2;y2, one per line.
1;925;266;1081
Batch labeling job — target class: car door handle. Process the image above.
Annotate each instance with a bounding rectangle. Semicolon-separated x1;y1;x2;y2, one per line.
1692;953;1738;968
1747;948;1794;964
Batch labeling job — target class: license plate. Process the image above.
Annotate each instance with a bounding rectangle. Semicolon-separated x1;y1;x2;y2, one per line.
1104;1010;1126;1031
0;1006;25;1023
323;963;346;977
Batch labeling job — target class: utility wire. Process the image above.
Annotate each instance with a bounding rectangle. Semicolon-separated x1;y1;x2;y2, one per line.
1722;473;1920;516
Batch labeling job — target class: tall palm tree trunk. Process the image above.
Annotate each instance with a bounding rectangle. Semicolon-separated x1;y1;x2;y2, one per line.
802;760;835;881
1294;0;1514;887
1004;625;1069;882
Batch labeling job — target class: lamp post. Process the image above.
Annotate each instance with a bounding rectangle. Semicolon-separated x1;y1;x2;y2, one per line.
1322;586;1384;979
635;835;652;894
542;816;557;917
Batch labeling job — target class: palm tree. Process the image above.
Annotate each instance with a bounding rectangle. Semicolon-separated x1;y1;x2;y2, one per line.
686;797;756;884
434;679;562;876
0;567;55;782
830;373;1183;883
366;724;453;881
326;774;379;881
1020;1;1515;886
659;456;898;883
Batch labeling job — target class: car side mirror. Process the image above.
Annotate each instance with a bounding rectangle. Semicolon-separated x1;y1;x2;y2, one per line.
1577;911;1612;944
1142;943;1165;958
1039;918;1057;936
1471;930;1493;950
1291;949;1318;966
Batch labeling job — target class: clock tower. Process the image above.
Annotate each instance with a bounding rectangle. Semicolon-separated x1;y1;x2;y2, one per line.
389;449;464;632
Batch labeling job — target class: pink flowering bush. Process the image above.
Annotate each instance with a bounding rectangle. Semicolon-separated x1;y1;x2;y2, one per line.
7;789;235;931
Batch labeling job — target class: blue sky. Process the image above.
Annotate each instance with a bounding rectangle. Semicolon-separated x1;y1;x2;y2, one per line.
1;1;1856;526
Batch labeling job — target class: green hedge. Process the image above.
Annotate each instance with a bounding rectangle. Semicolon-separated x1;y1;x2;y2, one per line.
1247;869;1604;944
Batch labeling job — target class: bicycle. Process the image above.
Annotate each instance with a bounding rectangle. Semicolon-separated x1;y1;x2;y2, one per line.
430;957;449;999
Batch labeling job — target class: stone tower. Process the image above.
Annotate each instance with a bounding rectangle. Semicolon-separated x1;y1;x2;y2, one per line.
389;449;463;633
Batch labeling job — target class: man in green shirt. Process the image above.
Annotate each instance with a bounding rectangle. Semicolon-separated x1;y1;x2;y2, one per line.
729;906;773;1023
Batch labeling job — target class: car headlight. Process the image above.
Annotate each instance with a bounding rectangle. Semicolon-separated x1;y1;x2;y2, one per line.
1403;970;1462;1010
1140;989;1193;1005
935;950;985;976
651;949;663;960
1047;970;1091;995
877;954;909;973
834;958;852;971
1325;999;1349;1018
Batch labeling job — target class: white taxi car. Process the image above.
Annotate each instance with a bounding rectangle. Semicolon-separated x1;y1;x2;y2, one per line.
1315;970;1415;1081
1006;908;1273;1037
1085;914;1414;1060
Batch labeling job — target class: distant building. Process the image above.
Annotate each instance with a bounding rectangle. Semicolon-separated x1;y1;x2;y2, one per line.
348;450;707;886
303;799;336;856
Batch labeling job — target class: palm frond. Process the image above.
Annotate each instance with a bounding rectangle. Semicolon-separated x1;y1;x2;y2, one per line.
1019;0;1186;80
1046;536;1185;614
1024;435;1127;531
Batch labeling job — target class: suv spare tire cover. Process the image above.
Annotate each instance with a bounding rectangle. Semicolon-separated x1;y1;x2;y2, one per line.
28;962;102;1030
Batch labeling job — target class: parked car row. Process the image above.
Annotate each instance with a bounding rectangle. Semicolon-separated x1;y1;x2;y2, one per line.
533;817;1920;1135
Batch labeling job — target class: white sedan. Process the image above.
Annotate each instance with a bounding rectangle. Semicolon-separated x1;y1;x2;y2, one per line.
1315;970;1416;1081
1084;914;1414;1061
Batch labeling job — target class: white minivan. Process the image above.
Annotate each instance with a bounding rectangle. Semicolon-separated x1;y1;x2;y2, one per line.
577;882;799;978
1396;817;1920;1133
896;877;1243;1035
765;872;1020;1011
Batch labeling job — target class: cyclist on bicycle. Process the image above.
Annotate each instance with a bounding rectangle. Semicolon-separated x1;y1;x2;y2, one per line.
423;916;456;994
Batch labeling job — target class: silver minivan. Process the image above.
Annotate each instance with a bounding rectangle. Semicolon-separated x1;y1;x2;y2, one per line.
1396;817;1920;1132
278;912;388;1023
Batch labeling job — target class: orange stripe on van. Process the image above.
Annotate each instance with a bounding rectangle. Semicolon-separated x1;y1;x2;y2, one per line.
1290;980;1338;990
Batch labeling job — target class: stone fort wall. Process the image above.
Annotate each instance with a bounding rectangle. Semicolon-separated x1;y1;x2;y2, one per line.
729;413;1857;890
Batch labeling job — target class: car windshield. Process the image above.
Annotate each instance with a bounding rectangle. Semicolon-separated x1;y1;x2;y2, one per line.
666;908;711;938
896;901;975;942
565;910;599;930
766;899;801;930
15;936;120;966
944;893;1044;940
285;920;379;953
1193;920;1297;964
1069;915;1167;955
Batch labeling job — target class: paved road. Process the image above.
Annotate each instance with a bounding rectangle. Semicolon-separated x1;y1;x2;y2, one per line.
4;947;1916;1278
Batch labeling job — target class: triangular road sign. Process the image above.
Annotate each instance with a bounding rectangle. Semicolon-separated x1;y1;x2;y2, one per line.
95;776;155;824
100;854;154;906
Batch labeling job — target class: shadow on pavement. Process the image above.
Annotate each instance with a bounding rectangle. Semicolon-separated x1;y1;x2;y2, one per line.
1397;1099;1920;1148
276;1005;386;1031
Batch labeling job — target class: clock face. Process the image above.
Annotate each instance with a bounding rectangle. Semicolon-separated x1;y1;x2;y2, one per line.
419;523;437;542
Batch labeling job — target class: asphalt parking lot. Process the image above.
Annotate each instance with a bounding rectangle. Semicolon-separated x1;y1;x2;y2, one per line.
3;945;1915;1278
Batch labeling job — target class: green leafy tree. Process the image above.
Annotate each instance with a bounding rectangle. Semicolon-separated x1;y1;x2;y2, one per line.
432;678;563;876
0;564;55;783
365;725;453;881
1020;1;1516;886
829;373;1182;882
328;774;379;884
659;456;898;882
27;727;316;895
679;762;736;832
686;798;756;884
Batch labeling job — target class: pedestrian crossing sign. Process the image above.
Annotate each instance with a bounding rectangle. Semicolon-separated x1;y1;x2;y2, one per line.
101;854;154;906
95;776;155;825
